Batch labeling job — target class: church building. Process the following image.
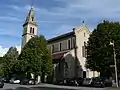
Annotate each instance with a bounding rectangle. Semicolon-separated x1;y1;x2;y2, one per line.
21;7;99;83
47;24;99;82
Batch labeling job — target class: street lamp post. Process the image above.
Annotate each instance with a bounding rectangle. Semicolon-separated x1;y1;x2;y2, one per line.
110;40;118;88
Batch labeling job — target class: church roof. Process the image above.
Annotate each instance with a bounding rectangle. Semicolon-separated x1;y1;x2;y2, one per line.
52;51;67;60
47;31;74;43
23;7;37;26
47;24;90;43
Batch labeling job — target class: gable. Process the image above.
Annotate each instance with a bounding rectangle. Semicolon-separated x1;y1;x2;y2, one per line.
75;24;91;35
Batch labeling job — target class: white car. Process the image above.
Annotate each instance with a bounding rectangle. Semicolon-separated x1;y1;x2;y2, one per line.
10;78;20;84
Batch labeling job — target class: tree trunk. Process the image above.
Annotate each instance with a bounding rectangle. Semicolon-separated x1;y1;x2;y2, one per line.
41;73;45;83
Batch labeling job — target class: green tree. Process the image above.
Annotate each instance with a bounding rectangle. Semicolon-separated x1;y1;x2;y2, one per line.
18;35;53;80
41;54;53;82
0;57;4;63
86;21;120;77
0;57;5;76
0;63;4;76
2;47;19;79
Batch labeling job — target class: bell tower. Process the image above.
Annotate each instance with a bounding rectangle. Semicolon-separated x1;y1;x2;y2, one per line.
21;7;37;49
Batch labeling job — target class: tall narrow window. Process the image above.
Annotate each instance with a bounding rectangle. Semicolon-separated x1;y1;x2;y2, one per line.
60;43;61;51
73;37;75;48
84;33;86;37
54;43;59;52
82;42;86;57
32;17;34;21
82;46;85;57
68;40;71;50
32;28;34;34
84;42;87;57
30;27;32;33
62;40;67;50
52;45;54;53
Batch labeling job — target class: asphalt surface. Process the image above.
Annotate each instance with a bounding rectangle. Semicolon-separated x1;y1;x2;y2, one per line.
0;83;119;90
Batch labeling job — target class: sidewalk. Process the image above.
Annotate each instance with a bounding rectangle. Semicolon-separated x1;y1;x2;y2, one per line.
108;87;120;90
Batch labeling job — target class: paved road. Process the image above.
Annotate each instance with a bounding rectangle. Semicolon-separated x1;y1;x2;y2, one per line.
0;83;119;90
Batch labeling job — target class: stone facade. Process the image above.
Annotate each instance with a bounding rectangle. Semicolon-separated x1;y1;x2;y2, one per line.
47;24;100;82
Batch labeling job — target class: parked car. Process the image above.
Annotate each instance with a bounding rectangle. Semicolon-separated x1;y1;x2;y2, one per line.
83;77;112;88
54;79;64;85
73;77;84;86
54;77;84;86
9;78;20;84
0;78;4;88
65;77;83;86
3;77;10;83
93;77;105;88
20;78;36;85
29;79;36;85
93;77;112;87
83;78;94;86
104;79;112;87
61;78;77;86
20;79;29;85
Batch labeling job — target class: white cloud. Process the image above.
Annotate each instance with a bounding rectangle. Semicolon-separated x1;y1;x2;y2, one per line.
0;46;9;57
0;45;21;57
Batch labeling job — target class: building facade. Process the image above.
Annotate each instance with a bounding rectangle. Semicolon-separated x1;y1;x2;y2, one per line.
47;24;99;82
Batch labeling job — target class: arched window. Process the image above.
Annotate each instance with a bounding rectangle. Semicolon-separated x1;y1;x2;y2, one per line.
32;28;34;34
30;27;32;33
84;33;86;37
84;42;87;57
82;42;86;57
59;43;61;51
68;40;71;49
32;17;34;21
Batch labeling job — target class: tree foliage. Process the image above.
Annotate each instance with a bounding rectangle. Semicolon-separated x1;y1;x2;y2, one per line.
2;47;19;78
18;35;53;77
41;54;53;75
86;21;120;77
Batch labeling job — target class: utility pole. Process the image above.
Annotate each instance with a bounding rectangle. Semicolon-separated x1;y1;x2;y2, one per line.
73;28;78;78
110;40;118;88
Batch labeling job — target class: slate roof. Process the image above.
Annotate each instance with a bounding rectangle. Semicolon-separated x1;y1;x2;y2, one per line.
47;31;74;43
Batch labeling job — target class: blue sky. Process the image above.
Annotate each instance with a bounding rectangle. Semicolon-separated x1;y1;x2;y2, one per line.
1;0;120;56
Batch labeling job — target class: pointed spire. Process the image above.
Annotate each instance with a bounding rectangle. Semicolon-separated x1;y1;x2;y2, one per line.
82;20;84;24
31;0;34;8
23;7;37;26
